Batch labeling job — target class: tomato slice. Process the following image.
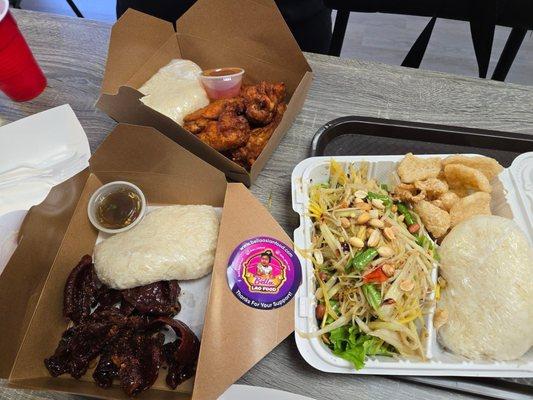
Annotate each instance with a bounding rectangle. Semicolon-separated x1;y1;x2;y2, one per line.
362;266;388;284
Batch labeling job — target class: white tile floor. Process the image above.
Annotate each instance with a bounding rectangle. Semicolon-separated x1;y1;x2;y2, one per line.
18;1;533;85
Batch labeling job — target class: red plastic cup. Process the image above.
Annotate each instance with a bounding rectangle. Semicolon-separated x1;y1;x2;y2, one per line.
0;0;47;102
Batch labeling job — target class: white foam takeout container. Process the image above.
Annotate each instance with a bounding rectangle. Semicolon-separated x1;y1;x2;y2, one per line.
291;153;533;377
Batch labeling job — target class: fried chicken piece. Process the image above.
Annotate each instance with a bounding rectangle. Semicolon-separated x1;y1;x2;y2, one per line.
183;98;250;151
195;113;250;151
184;98;243;122
242;81;286;125
183;117;210;135
231;103;286;168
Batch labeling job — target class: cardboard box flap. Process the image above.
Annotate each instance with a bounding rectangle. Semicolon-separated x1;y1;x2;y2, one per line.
176;0;311;74
192;183;294;400
0;170;89;379
101;9;176;95
96;91;253;184
89;123;228;205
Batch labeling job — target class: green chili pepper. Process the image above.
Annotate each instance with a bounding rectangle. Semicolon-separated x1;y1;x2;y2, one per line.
380;183;389;192
367;192;392;207
347;248;378;271
397;202;415;226
362;284;381;311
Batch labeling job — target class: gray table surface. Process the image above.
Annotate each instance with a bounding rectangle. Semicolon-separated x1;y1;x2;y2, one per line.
1;9;533;400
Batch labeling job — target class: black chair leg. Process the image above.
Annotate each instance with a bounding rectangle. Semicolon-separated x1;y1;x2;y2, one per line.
66;0;84;18
329;10;350;57
402;16;437;68
492;27;528;81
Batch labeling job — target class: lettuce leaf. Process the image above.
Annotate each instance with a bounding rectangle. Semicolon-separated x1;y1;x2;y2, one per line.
328;325;391;370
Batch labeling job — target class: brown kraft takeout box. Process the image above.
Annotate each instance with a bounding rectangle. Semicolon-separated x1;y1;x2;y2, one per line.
96;0;313;186
0;124;296;400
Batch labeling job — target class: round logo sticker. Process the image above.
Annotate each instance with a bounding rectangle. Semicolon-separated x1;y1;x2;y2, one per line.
227;236;301;310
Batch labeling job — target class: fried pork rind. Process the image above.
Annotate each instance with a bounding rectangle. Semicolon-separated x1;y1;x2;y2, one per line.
431;199;445;210
414;200;451;238
397;153;442;183
449;192;492;227
393;182;425;203
444;164;492;193
438;191;460;211
414;178;448;199
442;155;503;180
450;187;469;198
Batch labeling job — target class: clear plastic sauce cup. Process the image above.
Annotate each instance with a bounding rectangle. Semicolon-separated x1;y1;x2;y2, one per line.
200;67;244;100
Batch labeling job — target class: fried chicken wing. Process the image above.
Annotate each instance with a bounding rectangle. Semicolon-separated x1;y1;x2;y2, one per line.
184;97;250;151
231;103;286;168
184;98;244;122
183;81;286;162
241;81;286;125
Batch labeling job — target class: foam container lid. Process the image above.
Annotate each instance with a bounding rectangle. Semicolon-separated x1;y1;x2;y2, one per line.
291;153;533;377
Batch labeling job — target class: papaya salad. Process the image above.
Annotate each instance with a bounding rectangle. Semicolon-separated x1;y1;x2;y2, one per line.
302;160;438;369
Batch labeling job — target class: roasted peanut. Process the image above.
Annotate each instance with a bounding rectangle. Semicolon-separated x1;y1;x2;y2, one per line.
340;217;351;228
367;229;381;247
356;212;371;224
381;263;395;277
369;209;379;219
383;227;396;241
408;223;420;234
371;198;385;210
377;245;394;258
349;236;365;248
354;197;364;204
369;218;385;228
315;304;326;320
354;190;368;199
356;202;372;211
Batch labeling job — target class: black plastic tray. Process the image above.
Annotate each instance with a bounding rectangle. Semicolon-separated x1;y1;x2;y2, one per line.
311;116;533;164
311;116;533;400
